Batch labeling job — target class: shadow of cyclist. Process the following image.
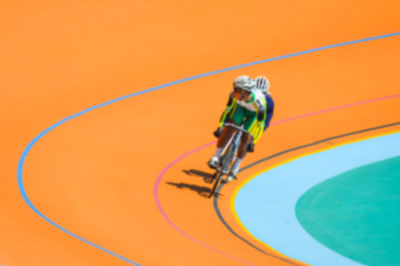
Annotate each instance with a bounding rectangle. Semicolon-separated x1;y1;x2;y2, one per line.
165;181;211;198
182;169;215;184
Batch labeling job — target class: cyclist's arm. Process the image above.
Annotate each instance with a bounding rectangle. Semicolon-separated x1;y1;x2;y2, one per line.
218;92;236;127
253;97;266;122
263;94;274;131
249;96;266;144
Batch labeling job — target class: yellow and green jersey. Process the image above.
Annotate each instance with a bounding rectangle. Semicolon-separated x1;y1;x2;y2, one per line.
217;90;267;143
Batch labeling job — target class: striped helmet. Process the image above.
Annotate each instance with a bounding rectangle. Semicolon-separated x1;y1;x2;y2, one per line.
233;75;255;92
255;76;270;93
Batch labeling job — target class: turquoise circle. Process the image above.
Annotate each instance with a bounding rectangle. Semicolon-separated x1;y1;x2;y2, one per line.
295;156;400;265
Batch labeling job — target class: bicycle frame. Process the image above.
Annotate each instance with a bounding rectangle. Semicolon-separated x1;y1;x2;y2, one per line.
208;123;251;198
218;127;242;174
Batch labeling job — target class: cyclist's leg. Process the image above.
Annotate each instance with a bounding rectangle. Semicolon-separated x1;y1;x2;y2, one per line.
239;110;257;157
209;106;246;168
218;105;246;148
247;120;264;152
252;121;264;144
216;121;234;148
227;111;256;180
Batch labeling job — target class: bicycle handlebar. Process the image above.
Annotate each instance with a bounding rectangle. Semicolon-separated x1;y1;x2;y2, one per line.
223;123;252;139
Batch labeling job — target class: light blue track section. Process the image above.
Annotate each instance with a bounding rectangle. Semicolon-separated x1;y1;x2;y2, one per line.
234;132;400;265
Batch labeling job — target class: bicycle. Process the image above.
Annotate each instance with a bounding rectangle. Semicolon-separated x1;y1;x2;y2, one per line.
208;123;251;198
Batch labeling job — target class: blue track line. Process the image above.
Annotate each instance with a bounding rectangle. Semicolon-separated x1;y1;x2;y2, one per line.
17;32;400;265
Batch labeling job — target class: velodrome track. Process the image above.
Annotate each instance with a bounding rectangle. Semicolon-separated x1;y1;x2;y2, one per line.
1;1;399;265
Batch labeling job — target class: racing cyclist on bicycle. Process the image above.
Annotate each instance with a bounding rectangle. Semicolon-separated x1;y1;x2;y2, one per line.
208;75;266;181
247;76;275;151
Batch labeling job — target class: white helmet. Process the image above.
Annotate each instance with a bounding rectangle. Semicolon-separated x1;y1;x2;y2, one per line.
233;75;255;92
255;76;270;93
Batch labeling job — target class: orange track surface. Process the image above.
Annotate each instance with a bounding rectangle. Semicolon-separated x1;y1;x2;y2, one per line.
1;1;399;265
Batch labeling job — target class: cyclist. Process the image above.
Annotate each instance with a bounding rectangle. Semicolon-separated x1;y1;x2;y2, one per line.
247;76;275;152
208;75;266;181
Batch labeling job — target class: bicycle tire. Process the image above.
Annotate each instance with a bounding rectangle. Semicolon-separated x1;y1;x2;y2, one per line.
208;141;236;198
208;169;223;198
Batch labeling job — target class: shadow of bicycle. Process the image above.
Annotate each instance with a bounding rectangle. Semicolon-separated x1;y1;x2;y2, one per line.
165;169;226;199
182;169;215;184
165;182;211;198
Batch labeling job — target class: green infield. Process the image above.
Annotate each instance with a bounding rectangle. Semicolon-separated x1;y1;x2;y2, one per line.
296;156;400;266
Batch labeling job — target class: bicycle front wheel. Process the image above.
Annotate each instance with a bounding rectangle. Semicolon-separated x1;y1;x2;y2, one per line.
208;141;236;198
208;169;223;198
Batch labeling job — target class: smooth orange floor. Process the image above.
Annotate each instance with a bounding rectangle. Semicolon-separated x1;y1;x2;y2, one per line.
1;1;399;265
